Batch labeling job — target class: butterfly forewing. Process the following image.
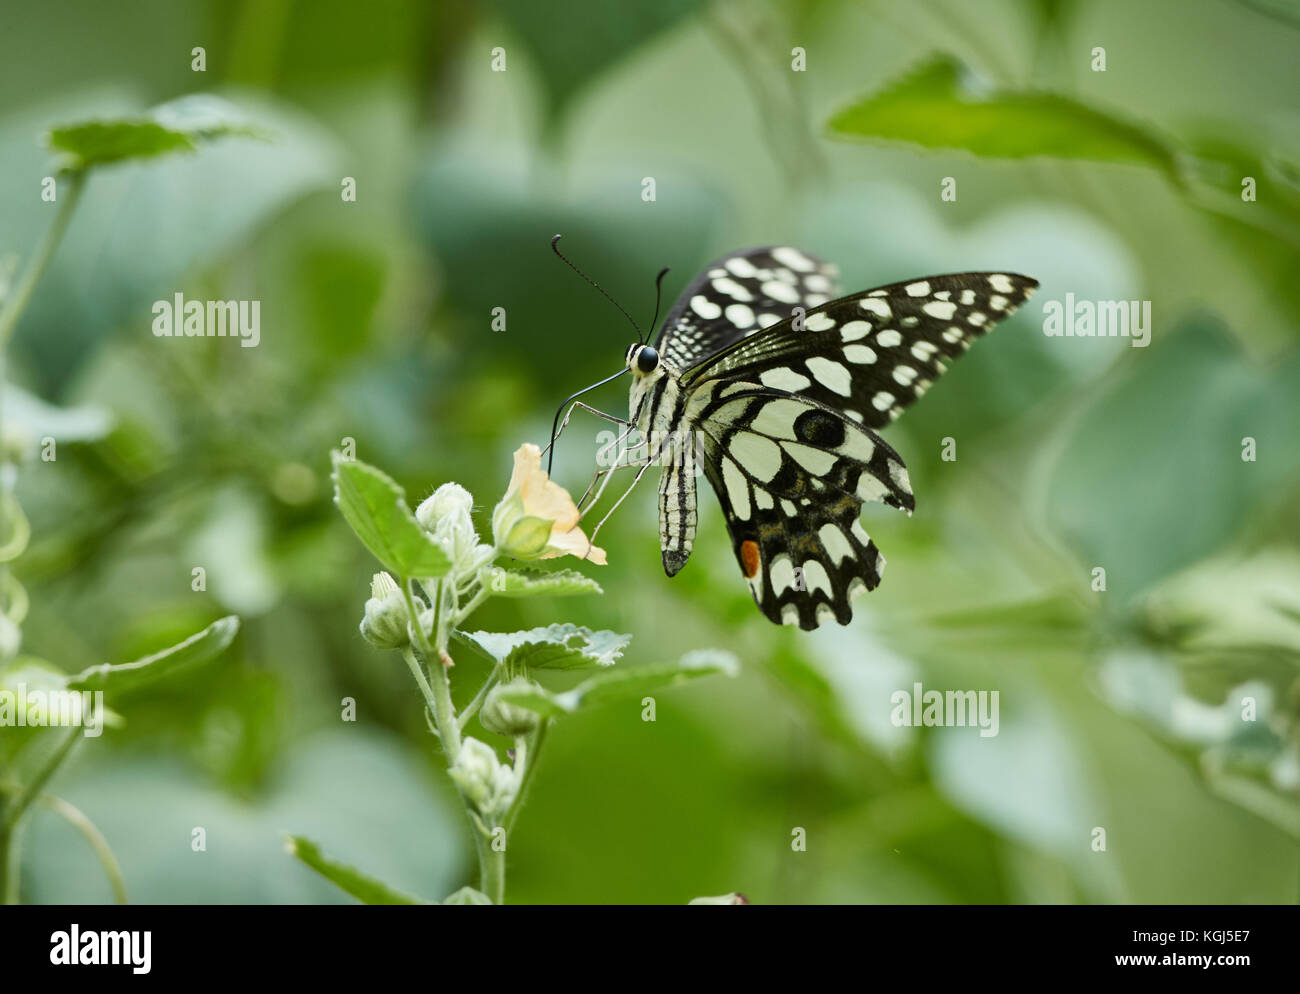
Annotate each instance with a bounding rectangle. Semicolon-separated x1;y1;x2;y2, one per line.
653;246;842;370
680;272;1039;429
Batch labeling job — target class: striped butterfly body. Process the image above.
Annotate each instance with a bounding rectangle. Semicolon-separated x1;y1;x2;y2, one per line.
623;246;1037;630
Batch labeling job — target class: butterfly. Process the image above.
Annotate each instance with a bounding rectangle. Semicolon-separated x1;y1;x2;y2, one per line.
557;244;1037;630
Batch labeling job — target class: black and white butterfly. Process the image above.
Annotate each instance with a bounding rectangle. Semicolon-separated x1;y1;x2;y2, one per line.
557;244;1037;630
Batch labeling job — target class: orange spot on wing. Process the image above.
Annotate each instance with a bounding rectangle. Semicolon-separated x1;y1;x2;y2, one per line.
740;540;760;578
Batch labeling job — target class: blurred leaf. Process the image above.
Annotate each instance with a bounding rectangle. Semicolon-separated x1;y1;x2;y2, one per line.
827;56;1182;183
1044;319;1300;603
496;649;739;715
1099;651;1298;833
48;95;267;169
442;885;492;905
26;732;463;904
495;0;703;121
484;566;603;598
284;835;429;905
331;454;450;580
67;616;239;693
3;383;112;444
462;623;630;670
1141;550;1300;660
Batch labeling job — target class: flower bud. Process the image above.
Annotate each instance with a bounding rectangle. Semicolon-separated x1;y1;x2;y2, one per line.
359;571;410;649
417;483;482;572
448;737;520;823
479;678;542;737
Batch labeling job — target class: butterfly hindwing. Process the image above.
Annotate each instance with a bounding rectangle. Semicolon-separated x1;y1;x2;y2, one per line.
653;246;841;371
680;272;1039;429
687;382;913;629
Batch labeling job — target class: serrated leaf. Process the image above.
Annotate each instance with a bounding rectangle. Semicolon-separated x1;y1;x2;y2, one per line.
826;56;1182;184
495;649;739;716
331;453;450;580
442;886;492;905
284;836;429;905
461;623;630;670
47;95;268;170
67;616;239;694
484;566;602;598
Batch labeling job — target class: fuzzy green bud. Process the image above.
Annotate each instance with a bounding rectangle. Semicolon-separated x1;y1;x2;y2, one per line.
479;678;542;737
359;571;411;649
448;736;520;824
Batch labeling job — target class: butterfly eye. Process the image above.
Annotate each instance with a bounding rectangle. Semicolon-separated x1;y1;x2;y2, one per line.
636;346;659;373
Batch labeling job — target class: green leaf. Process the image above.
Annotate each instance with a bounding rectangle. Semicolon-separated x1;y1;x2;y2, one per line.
495;649;739;716
2;383;113;443
462;623;631;671
483;566;602;598
284;836;429;905
66;616;239;694
47;95;268;170
495;0;703;122
826;56;1183;183
331;453;450;580
442;886;492;905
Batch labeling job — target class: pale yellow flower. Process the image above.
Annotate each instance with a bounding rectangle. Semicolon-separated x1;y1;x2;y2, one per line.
491;443;607;565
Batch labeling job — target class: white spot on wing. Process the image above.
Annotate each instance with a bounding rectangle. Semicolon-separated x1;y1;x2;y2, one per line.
922;300;957;320
818;523;854;564
690;295;721;319
783;442;837;476
762;281;799;304
759;367;811;392
725;303;755;328
772;247;815;272
876;329;902;348
713;277;753;301
805;357;852;396
802;561;833;597
722;459;751;521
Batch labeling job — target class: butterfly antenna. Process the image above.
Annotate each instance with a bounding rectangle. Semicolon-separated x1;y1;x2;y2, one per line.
551;234;644;341
646;266;670;345
545;367;629;476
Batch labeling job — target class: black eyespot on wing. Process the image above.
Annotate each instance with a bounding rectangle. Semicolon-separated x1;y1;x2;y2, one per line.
793;408;845;448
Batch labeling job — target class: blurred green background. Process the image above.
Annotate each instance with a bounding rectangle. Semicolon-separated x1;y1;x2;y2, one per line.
1;0;1297;904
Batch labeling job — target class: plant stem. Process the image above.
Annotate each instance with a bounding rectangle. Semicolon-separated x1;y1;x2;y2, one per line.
401;647;440;728
481;834;505;905
503;721;548;837
427;654;461;758
458;664;501;729
39;795;127;904
0;168;85;350
0;726;80;904
4;726;80;829
0;818;24;905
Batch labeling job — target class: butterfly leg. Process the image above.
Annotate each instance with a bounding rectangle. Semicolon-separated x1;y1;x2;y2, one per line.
541;400;633;464
576;424;645;510
582;455;657;556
